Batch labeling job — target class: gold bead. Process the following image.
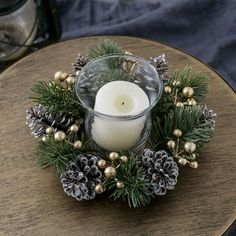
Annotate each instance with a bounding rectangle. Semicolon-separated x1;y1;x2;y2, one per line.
167;140;176;149
164;86;172;94
189;161;198;169
125;51;133;55
66;76;75;85
178;158;187;166
95;184;104;193
54;71;63;81
54;131;66;142
54;71;68;81
104;166;116;179
184;142;196;153
46;126;54;134
42;136;47;142
116;181;125;189
98;159;107;169
182;87;194;98
109;152;119;161
120;155;128;163
69;124;79;133
172;80;180;87
73;140;82;149
173;129;182;138
61;72;68;80
187;98;197;106
176;102;184;107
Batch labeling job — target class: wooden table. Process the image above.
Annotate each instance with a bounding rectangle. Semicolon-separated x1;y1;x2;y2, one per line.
0;36;235;236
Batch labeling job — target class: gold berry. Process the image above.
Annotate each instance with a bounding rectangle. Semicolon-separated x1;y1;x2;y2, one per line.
54;71;68;81
167;140;176;149
54;71;63;80
176;102;184;107
116;181;125;189
95;184;104;193
69;124;79;133
109;152;119;161
173;129;182;138
54;131;66;142
164;86;172;94
120;155;128;163
189;161;198;169
184;142;196;153
104;166;116;179
98;159;107;169
66;76;75;85
73;140;82;149
178;158;187;166
46;126;54;134
172;80;180;87
42;136;47;142
182;87;194;98
187;98;197;106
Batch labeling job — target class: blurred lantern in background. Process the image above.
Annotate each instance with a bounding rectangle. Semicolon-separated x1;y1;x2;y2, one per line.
0;0;61;64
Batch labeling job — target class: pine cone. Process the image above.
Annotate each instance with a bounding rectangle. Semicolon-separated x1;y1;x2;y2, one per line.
150;54;169;82
140;149;179;196
72;54;89;72
61;154;103;201
26;105;75;138
202;105;217;129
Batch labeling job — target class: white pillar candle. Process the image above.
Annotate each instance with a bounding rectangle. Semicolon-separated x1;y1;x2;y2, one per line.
91;81;149;151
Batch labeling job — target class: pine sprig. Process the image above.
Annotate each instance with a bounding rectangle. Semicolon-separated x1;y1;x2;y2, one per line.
37;134;92;174
30;81;84;118
169;67;208;102
155;67;209;116
106;154;154;208
150;106;214;153
87;39;123;60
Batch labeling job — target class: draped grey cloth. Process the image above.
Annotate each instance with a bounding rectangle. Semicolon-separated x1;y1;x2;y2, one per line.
58;0;236;90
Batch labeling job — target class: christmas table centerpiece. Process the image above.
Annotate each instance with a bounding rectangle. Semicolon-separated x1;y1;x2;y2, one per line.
26;39;216;208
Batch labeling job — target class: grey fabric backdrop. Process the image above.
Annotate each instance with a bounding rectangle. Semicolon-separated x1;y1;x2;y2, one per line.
58;0;236;90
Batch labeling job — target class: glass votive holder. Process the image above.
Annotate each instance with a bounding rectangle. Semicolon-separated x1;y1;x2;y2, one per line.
75;54;163;152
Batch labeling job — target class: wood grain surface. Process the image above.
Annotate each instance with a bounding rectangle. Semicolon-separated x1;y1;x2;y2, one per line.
0;36;235;236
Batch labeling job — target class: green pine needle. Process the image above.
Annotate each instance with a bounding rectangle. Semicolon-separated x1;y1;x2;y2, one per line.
169;66;208;103
150;105;214;154
155;67;209;117
106;154;154;208
37;134;92;174
30;81;84;118
87;39;123;60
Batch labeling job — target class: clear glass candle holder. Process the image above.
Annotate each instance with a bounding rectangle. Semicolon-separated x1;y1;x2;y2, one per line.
75;54;163;152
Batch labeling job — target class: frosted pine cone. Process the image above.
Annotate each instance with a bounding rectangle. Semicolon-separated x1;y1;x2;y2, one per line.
150;54;168;81
140;149;179;196
72;54;89;72
26;105;74;137
202;105;217;130
61;154;102;201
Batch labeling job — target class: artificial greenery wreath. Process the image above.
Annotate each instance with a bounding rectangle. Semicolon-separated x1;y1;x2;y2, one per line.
26;39;216;208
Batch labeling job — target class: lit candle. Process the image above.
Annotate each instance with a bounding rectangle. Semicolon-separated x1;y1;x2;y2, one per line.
91;81;149;151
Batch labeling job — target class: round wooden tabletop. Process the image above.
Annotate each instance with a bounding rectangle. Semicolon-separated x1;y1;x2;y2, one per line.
0;36;235;236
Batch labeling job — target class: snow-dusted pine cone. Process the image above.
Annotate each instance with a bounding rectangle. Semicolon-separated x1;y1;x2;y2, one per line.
202;105;217;130
61;154;103;201
72;54;89;72
140;149;179;196
150;54;168;81
26;105;74;137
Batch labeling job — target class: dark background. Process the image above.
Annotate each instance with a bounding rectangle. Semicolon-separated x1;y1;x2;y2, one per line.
57;0;236;91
